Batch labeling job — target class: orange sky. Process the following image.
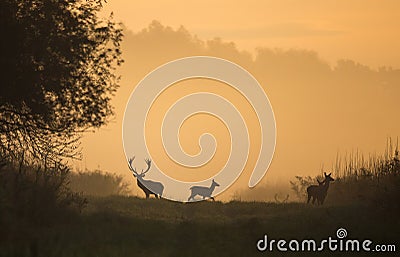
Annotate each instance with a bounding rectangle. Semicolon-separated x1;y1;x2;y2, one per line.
102;0;400;69
77;1;400;200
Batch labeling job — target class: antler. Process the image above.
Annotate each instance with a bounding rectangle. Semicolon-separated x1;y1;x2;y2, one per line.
128;156;137;174
141;158;151;175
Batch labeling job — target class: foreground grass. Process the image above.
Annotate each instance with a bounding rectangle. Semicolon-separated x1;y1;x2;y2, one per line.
1;196;399;257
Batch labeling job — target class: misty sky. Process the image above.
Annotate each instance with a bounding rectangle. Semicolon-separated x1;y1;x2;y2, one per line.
102;0;400;69
79;1;400;199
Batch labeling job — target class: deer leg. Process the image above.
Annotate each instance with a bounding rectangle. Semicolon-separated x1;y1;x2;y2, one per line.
312;196;316;204
188;193;195;201
145;193;149;199
307;194;311;204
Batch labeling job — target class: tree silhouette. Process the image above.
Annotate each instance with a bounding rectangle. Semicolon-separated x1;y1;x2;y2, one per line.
0;0;123;164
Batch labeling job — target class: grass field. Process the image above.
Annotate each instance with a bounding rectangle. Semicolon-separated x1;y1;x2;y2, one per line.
1;145;399;257
1;192;399;257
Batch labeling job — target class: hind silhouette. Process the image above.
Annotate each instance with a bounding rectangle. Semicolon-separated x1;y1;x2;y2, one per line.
188;179;220;201
307;172;334;205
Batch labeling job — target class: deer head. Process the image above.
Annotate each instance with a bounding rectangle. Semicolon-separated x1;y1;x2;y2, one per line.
212;179;220;187
324;172;335;182
128;157;151;179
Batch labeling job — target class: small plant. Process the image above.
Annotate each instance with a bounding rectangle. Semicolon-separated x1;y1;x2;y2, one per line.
290;175;314;200
274;193;289;203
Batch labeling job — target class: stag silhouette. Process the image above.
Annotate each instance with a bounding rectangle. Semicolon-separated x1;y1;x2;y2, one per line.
188;179;220;201
307;172;334;205
128;157;164;199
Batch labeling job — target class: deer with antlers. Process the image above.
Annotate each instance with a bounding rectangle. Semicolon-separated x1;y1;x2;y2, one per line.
307;172;335;205
128;157;164;199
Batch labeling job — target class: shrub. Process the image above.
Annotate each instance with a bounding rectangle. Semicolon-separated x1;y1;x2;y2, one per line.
68;170;130;196
0;159;86;229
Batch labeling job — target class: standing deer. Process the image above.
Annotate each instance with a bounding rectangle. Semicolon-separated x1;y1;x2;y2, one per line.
128;157;164;199
306;179;324;204
188;179;220;201
307;172;334;205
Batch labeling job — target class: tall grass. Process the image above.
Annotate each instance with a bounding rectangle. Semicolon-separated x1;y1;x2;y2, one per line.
291;137;400;206
333;137;399;179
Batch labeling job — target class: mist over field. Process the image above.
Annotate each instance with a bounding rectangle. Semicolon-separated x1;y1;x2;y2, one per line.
79;21;400;200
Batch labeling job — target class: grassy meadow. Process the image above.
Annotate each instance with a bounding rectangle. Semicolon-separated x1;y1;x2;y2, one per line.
1;142;399;257
1;194;399;257
1;178;399;256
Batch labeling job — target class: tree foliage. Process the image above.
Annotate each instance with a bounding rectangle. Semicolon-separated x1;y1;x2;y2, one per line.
0;0;123;164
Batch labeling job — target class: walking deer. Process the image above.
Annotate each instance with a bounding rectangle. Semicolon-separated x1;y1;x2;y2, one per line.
307;172;334;205
128;157;164;199
188;179;220;201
